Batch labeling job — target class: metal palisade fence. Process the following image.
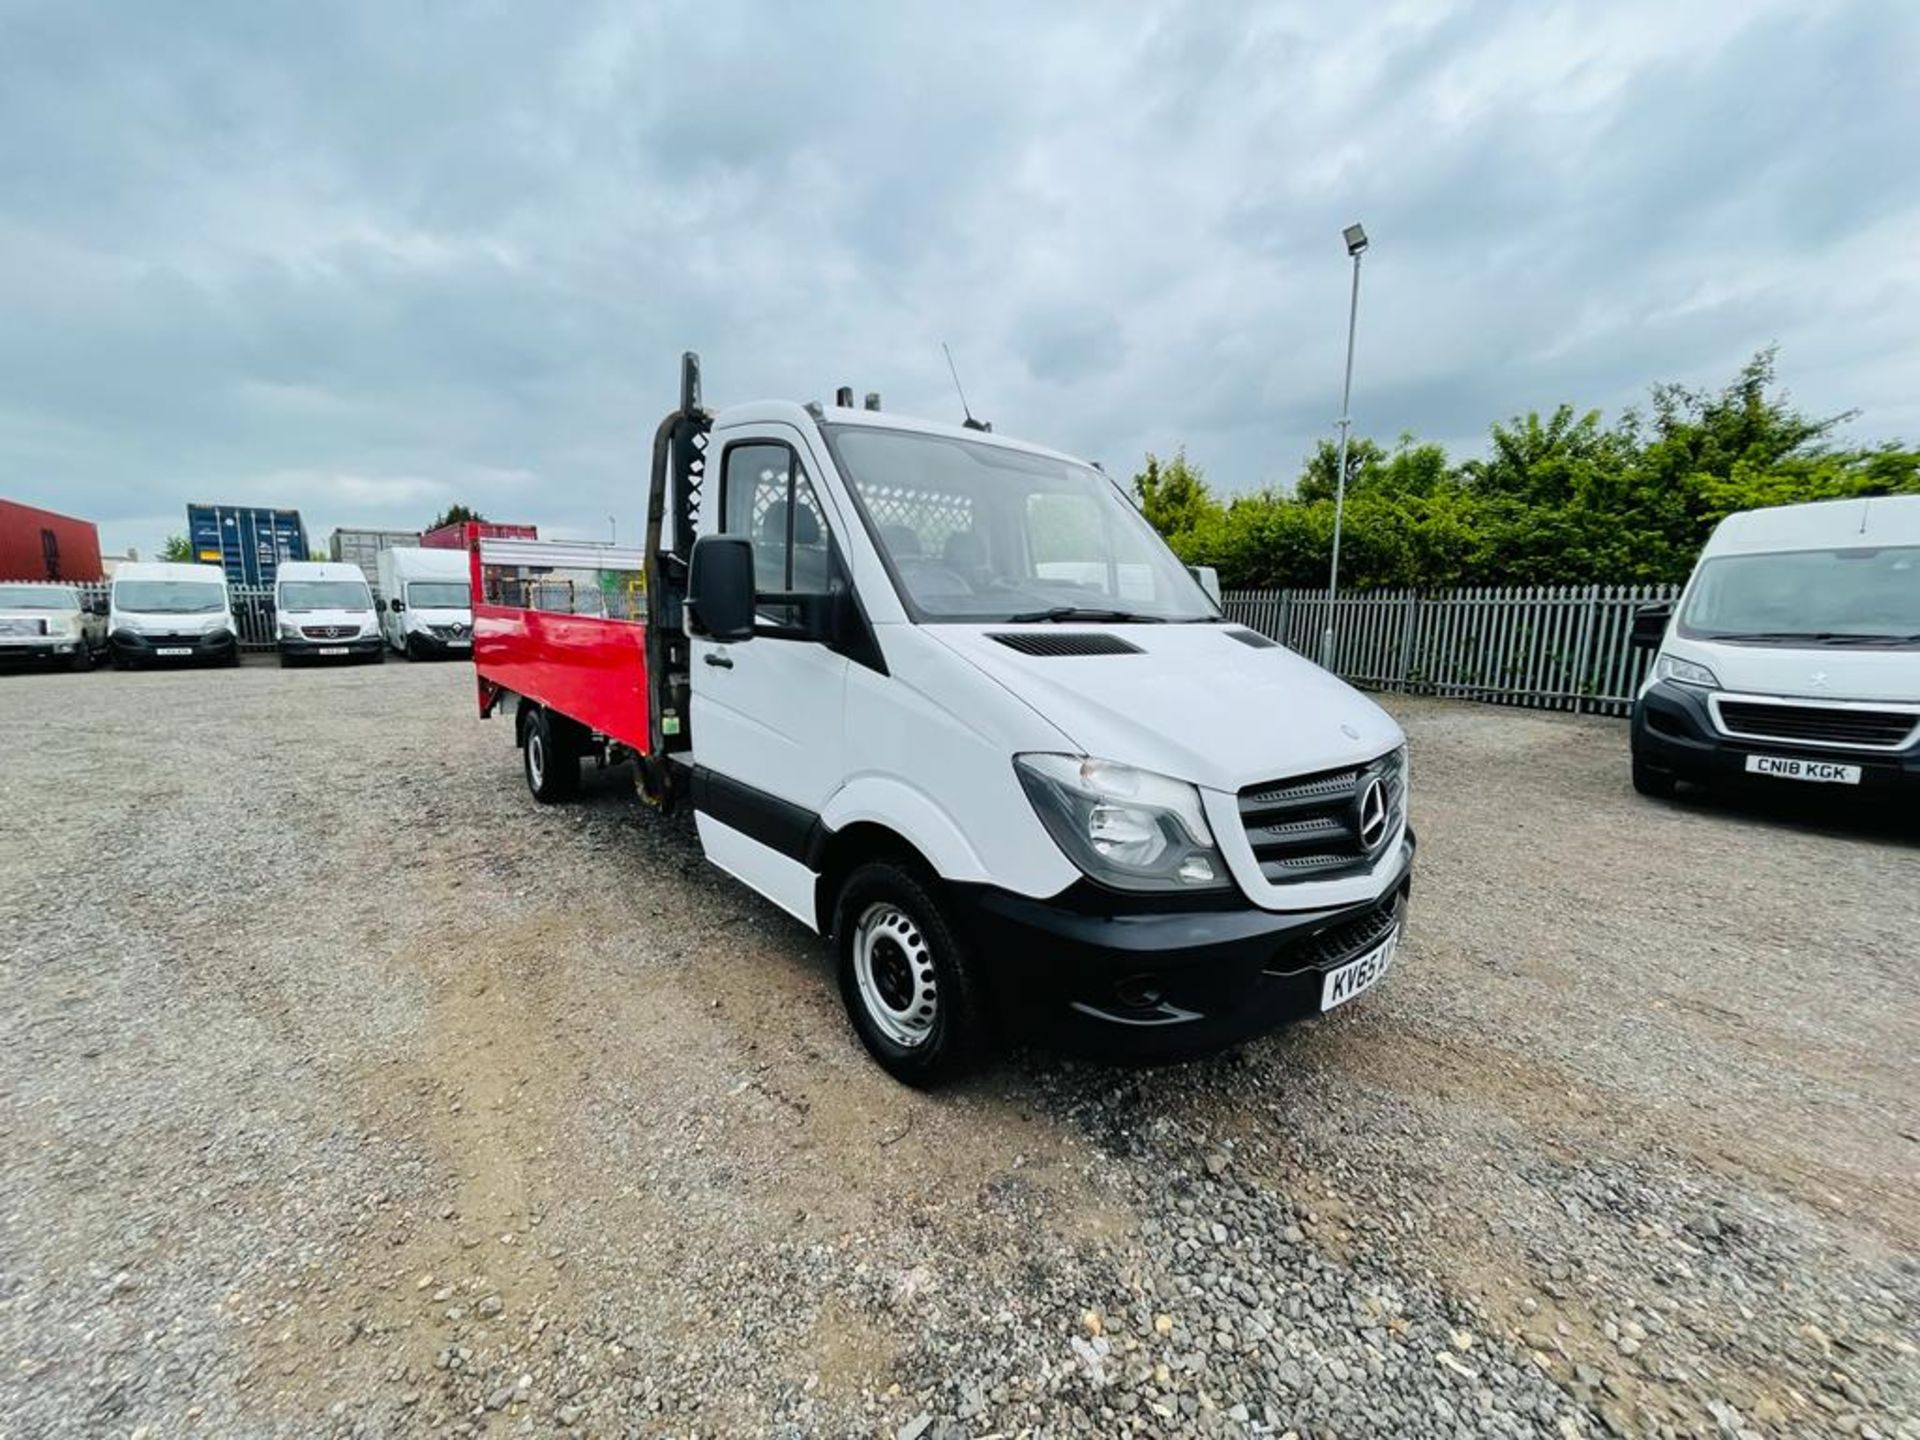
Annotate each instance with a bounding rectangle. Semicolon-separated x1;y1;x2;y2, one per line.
1223;583;1682;717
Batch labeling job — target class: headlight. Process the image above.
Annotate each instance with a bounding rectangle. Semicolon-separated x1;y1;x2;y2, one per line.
1654;653;1720;689
279;619;300;639
1014;754;1230;891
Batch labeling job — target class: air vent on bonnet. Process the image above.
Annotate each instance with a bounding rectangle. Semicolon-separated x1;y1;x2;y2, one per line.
989;632;1144;657
1226;628;1279;649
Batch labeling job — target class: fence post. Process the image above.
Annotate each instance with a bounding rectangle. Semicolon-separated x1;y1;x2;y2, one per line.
1277;591;1292;649
1571;583;1599;715
1394;591;1418;691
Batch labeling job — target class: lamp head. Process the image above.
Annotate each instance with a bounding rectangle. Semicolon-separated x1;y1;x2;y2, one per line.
1343;222;1369;256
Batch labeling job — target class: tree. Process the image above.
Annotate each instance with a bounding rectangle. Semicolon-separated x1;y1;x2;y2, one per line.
1131;451;1219;537
427;503;487;531
159;534;193;562
1131;348;1919;592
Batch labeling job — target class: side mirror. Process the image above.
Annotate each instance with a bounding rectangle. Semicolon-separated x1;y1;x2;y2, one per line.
89;597;109;616
686;535;756;642
1630;603;1672;650
1188;565;1222;605
390;597;404;612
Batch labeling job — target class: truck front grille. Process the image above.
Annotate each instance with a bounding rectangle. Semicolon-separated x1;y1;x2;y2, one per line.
429;623;472;640
1716;699;1918;750
301;624;358;640
1237;748;1405;883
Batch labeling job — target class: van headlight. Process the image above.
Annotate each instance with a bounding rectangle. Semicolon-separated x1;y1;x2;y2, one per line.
1014;754;1230;891
1654;653;1720;689
279;619;301;639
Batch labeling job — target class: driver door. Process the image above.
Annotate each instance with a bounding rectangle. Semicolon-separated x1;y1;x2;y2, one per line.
688;427;849;926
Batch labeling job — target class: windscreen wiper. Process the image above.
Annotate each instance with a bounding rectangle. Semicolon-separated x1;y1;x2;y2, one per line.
1004;607;1166;624
1724;630;1916;646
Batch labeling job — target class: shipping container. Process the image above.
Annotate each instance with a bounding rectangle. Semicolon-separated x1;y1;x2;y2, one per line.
186;504;309;586
329;527;422;586
0;498;105;582
422;520;538;550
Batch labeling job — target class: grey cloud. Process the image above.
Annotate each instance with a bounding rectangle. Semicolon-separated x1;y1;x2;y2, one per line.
0;0;1915;559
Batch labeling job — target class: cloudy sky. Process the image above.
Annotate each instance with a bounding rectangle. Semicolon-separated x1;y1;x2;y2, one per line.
3;0;1916;559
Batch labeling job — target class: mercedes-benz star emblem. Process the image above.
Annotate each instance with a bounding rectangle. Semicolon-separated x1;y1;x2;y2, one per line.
1356;777;1389;851
1809;671;1830;689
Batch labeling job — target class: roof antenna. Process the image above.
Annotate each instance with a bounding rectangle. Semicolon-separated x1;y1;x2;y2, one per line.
942;341;990;432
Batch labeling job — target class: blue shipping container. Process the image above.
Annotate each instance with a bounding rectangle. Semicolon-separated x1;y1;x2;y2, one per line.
186;504;309;586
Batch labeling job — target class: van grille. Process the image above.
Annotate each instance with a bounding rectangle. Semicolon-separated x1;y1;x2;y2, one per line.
1717;700;1917;750
301;624;358;640
1238;748;1405;883
1267;892;1404;976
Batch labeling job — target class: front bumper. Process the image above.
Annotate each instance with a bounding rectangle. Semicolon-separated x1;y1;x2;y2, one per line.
406;629;472;657
960;834;1415;1060
0;635;83;660
1632;680;1920;797
110;629;238;663
279;634;383;658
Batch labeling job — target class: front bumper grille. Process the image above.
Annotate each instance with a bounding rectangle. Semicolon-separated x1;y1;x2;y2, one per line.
428;623;471;640
1269;891;1404;976
300;624;361;640
1237;748;1406;883
1715;698;1918;750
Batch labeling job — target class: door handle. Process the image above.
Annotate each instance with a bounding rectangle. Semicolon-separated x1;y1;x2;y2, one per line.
703;650;733;669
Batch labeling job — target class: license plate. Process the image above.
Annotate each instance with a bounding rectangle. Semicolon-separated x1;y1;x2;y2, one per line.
156;646;192;656
1744;755;1861;785
1321;929;1399;1012
318;645;348;655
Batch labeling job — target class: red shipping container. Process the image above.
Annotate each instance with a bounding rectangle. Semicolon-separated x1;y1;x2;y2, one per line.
0;499;104;582
422;520;538;550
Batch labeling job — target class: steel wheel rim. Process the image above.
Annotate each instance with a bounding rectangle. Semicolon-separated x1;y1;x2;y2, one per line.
527;730;546;787
853;902;937;1048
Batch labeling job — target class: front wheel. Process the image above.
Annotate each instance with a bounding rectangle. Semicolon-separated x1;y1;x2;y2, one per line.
521;706;580;803
1632;753;1678;799
834;861;985;1087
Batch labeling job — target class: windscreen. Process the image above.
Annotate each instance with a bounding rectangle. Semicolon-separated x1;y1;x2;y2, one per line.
113;580;226;613
406;581;471;609
825;425;1217;622
0;585;77;609
279;580;373;612
1679;545;1920;645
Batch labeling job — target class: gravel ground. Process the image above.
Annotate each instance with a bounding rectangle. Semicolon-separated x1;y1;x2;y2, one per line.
1;659;1915;1440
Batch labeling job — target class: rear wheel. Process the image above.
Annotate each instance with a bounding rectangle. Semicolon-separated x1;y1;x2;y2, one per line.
521;706;580;803
834;861;984;1087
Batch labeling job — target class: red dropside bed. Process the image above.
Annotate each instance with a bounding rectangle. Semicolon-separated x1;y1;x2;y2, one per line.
470;536;652;753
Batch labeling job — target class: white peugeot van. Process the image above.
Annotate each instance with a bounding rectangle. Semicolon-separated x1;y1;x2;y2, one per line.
274;560;383;665
108;561;239;668
376;546;472;658
1631;495;1919;800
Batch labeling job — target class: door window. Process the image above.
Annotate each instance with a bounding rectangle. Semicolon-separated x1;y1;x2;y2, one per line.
721;441;834;627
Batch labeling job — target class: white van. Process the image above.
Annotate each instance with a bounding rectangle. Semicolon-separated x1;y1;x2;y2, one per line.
274;560;382;665
472;356;1416;1083
0;582;105;669
1631;495;1920;800
376;546;472;658
108;561;238;668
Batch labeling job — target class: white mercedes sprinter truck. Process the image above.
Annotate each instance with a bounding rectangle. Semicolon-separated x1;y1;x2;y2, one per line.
274;560;383;665
108;561;239;668
476;357;1415;1084
1630;495;1919;801
378;546;473;658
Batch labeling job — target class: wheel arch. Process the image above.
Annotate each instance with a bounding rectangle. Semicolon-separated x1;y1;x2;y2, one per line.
810;821;943;939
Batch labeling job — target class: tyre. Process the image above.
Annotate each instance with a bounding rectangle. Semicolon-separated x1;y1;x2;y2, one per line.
834;860;985;1087
1632;753;1679;799
405;634;421;661
110;650;131;671
278;651;295;669
67;649;91;672
521;705;580;803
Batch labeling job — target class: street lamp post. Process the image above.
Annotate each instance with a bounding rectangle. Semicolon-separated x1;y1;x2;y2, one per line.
1322;221;1368;669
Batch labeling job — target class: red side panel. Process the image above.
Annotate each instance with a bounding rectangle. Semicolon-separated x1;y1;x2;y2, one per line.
472;600;651;753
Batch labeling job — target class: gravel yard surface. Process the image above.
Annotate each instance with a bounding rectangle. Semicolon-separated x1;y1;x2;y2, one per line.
2;661;1915;1439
